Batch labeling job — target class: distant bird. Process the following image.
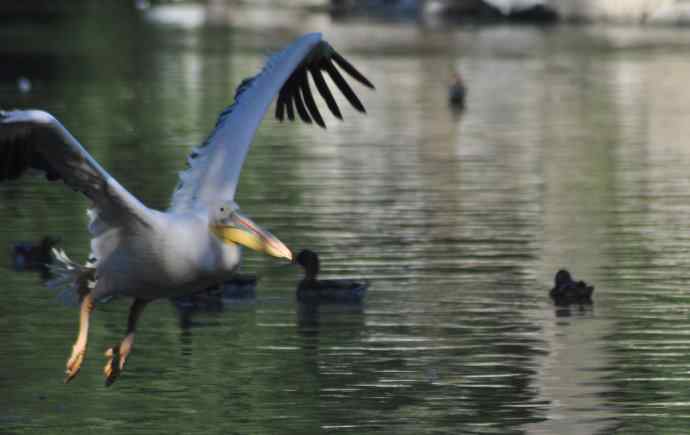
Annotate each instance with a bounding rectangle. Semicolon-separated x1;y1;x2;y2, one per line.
448;71;466;108
17;77;32;94
10;236;58;271
0;33;373;386
296;249;368;303
134;0;150;11
550;269;594;306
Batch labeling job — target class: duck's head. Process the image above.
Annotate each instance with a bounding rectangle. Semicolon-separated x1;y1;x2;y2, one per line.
296;249;320;281
554;269;573;287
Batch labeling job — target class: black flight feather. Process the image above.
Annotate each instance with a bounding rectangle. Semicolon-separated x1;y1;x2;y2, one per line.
323;59;366;113
331;51;375;89
292;81;312;124
309;66;342;120
271;43;371;127
298;69;325;128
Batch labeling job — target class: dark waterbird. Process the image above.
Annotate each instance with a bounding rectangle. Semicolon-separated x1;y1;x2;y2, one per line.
10;236;59;271
296;249;368;304
449;71;466;109
550;269;594;306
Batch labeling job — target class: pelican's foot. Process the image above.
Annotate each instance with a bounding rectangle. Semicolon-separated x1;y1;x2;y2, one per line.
64;346;86;383
103;345;127;386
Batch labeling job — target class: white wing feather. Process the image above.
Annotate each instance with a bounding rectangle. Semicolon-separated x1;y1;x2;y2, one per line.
170;32;374;212
171;33;322;211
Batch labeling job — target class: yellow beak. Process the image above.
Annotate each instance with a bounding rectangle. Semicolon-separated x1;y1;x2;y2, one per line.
210;215;292;261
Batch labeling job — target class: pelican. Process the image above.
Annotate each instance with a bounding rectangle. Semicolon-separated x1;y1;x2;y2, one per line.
0;33;373;386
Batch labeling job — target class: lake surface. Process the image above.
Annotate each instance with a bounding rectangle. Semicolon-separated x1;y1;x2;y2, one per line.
3;3;690;434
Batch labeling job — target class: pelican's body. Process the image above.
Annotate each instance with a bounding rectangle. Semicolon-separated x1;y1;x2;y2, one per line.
0;33;373;385
91;210;238;301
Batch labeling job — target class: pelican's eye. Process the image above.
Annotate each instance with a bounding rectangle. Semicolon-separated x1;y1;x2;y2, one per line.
217;206;234;222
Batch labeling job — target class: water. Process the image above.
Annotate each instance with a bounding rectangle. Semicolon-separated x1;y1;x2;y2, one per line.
3;3;690;434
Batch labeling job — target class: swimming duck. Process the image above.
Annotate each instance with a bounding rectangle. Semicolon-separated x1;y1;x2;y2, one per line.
296;249;367;304
448;71;466;108
11;236;58;271
550;269;594;306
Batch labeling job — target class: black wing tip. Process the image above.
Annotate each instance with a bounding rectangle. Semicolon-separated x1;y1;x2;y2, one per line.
273;41;373;127
309;66;343;121
298;70;326;128
330;50;375;90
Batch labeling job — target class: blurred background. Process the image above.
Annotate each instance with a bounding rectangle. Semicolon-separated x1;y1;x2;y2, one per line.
3;1;690;434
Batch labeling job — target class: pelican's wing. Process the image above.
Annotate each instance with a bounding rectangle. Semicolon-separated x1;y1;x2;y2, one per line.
0;110;152;229
171;32;374;212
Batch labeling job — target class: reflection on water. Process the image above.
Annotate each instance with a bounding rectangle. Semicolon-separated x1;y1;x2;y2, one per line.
4;3;690;434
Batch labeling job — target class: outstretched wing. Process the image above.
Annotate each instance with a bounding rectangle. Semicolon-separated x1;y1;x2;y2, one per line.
0;110;153;230
170;32;374;212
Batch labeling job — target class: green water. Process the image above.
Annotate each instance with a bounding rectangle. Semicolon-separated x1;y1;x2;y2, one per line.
3;3;690;434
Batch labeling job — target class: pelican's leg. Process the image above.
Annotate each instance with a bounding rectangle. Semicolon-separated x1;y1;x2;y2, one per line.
65;293;95;383
104;298;149;386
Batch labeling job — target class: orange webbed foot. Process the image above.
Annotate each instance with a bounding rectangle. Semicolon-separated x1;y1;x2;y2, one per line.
64;345;86;384
103;345;127;386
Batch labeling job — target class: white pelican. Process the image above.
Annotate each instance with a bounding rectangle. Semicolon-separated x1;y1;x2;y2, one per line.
0;33;373;386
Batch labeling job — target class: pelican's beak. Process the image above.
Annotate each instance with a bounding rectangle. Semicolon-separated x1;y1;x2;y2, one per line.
210;212;292;261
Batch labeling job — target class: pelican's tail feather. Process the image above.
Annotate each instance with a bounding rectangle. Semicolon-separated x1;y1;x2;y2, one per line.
46;248;96;307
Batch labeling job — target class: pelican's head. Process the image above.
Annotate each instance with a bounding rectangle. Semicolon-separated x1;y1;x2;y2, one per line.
209;202;292;261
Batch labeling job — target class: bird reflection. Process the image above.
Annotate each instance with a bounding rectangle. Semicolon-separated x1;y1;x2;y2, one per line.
173;274;257;329
296;297;365;337
554;303;594;318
